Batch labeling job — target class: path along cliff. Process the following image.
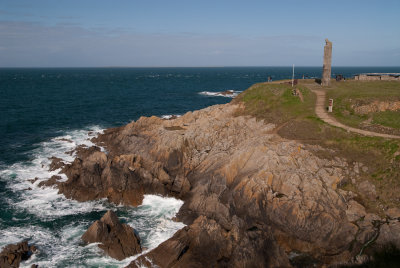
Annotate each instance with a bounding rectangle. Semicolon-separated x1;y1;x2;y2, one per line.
310;87;400;139
44;99;400;267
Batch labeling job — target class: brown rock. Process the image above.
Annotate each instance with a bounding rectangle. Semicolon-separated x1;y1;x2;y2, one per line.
48;156;65;171
38;175;62;188
376;220;400;249
27;177;38;184
0;241;36;268
81;210;141;260
386;207;400;219
43;102;394;267
358;180;377;200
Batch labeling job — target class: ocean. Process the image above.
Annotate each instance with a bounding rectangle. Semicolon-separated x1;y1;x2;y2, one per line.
1;66;399;267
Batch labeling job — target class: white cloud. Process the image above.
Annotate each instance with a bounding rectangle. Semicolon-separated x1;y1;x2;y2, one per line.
0;21;396;67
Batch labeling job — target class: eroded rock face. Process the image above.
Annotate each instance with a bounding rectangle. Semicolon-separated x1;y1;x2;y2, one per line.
45;103;400;267
353;100;400;115
0;241;36;268
81;210;141;260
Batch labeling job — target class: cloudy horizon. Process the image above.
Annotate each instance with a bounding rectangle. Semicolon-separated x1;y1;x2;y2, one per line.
1;0;399;67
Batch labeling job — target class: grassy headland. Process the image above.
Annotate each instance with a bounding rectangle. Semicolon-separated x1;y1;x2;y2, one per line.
325;80;400;133
234;79;400;215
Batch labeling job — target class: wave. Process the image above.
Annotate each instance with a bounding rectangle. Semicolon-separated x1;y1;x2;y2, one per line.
199;89;241;98
0;126;184;267
161;114;182;120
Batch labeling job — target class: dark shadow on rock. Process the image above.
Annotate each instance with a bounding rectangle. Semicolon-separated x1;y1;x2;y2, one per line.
81;210;141;260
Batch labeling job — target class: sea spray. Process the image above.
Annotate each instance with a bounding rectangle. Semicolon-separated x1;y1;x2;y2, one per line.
0;127;184;267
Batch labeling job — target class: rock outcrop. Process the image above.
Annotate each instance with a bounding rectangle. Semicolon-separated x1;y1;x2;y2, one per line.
0;241;37;268
43;102;400;267
81;210;141;260
353;100;400;115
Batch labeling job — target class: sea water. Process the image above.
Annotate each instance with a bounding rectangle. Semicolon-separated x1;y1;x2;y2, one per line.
1;67;399;267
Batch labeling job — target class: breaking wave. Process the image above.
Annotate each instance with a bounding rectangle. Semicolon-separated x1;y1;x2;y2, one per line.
199;90;241;98
0;126;184;267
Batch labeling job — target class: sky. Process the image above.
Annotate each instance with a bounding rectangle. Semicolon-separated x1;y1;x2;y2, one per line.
0;0;399;67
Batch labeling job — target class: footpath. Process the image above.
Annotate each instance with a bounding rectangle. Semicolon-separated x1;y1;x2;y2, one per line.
307;84;400;139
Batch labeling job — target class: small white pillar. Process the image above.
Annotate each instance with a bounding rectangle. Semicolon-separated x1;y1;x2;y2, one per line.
328;99;333;113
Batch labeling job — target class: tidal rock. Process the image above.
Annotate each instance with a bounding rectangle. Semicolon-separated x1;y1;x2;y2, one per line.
38;175;62;188
48;156;65;171
81;210;141;260
0;241;36;268
44;102;398;267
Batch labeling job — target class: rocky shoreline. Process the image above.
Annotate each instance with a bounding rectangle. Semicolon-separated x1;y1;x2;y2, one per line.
36;102;400;267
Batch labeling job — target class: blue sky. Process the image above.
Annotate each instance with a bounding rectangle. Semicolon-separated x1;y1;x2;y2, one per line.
0;0;399;67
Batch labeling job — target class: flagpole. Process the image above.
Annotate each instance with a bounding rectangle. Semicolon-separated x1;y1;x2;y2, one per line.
292;64;295;87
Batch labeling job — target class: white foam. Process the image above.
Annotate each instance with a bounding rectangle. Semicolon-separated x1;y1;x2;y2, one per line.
0;126;185;267
160;114;182;120
199;90;241;98
0;126;106;219
127;195;185;249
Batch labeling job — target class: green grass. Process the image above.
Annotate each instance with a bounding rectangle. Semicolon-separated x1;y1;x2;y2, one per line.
373;110;400;129
325;80;400;129
235;82;315;123
234;80;400;213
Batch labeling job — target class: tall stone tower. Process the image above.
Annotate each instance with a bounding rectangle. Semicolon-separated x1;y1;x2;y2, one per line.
322;39;332;86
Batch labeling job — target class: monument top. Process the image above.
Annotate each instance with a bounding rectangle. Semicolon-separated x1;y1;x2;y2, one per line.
322;39;332;87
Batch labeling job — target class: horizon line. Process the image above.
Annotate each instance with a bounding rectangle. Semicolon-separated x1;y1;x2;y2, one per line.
1;65;400;69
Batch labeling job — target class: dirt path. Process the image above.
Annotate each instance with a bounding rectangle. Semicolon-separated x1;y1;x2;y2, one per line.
307;84;400;139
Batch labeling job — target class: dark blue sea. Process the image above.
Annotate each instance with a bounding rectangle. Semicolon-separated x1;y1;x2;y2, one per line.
1;66;399;267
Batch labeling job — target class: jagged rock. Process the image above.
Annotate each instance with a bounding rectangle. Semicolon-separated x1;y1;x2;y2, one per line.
27;177;38;184
131;215;291;268
48;156;65;171
0;241;36;268
376;220;400;249
41;102;398;267
346;200;367;222
38;175;62;188
81;210;141;260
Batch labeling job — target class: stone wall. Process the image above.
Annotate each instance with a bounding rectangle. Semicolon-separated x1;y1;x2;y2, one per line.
354;74;400;81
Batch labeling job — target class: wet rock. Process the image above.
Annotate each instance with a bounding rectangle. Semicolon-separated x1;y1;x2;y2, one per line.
27;177;38;184
48;157;65;171
81;210;141;260
0;241;36;268
38;175;62;188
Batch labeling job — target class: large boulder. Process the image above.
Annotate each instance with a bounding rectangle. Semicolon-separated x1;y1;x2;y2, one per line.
82;210;141;260
0;241;36;268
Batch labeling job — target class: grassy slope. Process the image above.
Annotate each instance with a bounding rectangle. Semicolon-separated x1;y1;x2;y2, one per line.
234;80;400;215
325;80;400;129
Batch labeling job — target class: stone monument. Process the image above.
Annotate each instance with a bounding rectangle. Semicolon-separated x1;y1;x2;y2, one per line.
322;39;332;86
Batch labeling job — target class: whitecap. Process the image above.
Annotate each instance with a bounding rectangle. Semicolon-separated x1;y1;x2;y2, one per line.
199;90;241;98
160;114;182;120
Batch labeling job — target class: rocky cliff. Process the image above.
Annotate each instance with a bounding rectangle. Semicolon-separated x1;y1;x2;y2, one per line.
45;102;400;267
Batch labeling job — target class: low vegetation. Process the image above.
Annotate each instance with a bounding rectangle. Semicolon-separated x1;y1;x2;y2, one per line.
325;80;400;132
234;80;400;215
